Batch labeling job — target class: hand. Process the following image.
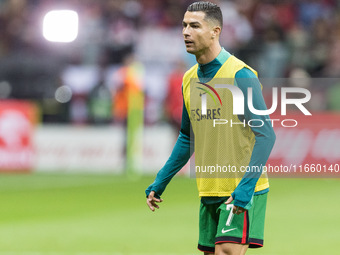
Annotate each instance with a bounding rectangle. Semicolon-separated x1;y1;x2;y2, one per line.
225;196;246;215
146;191;163;212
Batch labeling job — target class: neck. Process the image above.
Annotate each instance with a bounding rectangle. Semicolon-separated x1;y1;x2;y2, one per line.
195;43;222;65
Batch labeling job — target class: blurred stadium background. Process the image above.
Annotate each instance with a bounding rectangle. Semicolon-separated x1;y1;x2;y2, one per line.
0;0;340;254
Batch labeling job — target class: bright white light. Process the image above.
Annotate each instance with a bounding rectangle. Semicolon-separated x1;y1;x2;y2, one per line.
43;10;78;43
55;85;73;103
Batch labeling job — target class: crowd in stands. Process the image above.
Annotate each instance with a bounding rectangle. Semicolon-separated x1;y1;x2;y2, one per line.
0;0;340;124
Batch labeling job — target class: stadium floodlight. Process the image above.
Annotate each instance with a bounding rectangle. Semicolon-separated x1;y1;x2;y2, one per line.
55;85;73;103
43;10;78;43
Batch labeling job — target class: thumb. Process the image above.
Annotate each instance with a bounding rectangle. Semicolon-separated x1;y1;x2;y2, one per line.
148;191;163;202
147;191;155;201
225;196;233;204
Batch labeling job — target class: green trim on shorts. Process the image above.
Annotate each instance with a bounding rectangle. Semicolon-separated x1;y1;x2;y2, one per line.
198;193;267;253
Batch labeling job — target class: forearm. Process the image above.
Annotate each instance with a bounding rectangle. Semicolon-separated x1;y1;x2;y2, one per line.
232;134;275;208
146;87;194;198
145;131;192;198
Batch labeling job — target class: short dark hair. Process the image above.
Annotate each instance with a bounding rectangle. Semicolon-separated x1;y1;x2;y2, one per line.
187;1;223;28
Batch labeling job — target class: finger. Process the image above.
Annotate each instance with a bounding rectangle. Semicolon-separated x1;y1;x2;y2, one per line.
146;200;155;212
148;192;163;203
151;200;160;209
147;197;156;211
148;191;155;200
153;197;163;203
232;205;237;214
234;206;246;215
225;196;233;204
147;197;159;207
233;205;241;214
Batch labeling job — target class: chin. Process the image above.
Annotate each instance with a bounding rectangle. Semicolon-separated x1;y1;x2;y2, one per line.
186;48;196;54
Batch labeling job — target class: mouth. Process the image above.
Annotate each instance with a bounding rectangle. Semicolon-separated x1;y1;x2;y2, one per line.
185;40;194;46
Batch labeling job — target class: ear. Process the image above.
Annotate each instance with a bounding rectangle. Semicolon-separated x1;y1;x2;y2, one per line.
211;26;221;39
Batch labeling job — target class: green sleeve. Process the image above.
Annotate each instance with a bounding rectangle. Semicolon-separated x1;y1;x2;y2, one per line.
231;68;276;209
145;100;193;198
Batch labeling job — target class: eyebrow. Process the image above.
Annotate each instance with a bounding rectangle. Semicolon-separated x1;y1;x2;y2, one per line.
182;21;201;26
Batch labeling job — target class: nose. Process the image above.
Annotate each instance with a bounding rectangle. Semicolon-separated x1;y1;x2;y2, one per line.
183;25;190;37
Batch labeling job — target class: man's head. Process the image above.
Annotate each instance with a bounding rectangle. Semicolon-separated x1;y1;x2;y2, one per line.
187;1;223;28
183;1;223;55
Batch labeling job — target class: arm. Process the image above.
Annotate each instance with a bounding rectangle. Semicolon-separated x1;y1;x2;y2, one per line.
146;98;193;211
226;68;276;213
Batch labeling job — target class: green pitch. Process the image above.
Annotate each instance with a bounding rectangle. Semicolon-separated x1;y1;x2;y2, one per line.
0;173;338;255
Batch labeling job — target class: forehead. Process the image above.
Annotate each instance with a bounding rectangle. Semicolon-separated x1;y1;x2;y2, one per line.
183;11;207;24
